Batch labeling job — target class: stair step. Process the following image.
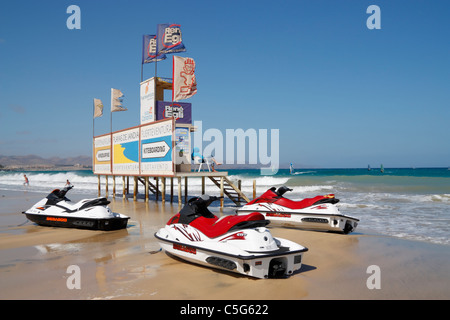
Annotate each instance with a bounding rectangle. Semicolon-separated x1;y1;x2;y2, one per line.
206;176;249;205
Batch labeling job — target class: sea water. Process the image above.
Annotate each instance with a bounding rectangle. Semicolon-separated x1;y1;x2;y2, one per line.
1;168;449;245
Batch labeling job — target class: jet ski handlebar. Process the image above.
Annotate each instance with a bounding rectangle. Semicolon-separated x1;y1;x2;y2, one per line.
275;186;293;196
177;195;224;224
189;195;223;207
47;185;73;201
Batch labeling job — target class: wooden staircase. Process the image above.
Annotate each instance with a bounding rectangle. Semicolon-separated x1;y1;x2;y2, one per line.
208;176;250;205
138;177;161;196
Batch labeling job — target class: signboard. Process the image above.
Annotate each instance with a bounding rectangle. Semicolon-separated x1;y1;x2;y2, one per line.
156;101;192;124
140;119;174;175
93;135;111;174
175;127;190;165
112;128;140;175
140;78;155;125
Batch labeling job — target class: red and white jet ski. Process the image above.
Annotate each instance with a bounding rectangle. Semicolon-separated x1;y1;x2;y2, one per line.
237;186;359;234
155;195;308;279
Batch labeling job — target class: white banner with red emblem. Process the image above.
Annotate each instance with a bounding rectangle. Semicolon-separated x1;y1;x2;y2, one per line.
172;56;197;102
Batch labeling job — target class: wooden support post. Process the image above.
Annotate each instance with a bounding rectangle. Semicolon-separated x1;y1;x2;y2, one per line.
105;175;108;197
253;180;256;199
145;176;149;202
202;176;205;195
238;179;241;203
170;177;174;203
98;175;101;197
161;177;166;203
133;176;138;201
127;176;129;194
122;176;126;199
184;177;188;204
178;177;182;206
113;176;116;198
220;176;224;207
155;177;159;201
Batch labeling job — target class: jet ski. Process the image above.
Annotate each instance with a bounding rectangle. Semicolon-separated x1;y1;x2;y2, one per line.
155;195;308;279
22;185;129;231
237;186;359;234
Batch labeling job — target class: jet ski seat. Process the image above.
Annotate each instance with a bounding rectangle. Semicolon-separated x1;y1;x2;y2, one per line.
275;196;335;209
78;198;111;210
190;212;268;238
249;187;339;210
168;212;269;238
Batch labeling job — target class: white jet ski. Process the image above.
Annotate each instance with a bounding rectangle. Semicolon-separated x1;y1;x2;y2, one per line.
155;195;308;279
237;186;359;234
23;185;129;231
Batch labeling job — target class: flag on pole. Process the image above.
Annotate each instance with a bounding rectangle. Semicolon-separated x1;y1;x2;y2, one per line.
142;34;166;64
93;98;103;118
156;23;186;55
173;56;197;102
111;88;127;112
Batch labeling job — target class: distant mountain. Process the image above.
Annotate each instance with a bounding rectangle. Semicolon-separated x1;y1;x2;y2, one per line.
0;154;92;167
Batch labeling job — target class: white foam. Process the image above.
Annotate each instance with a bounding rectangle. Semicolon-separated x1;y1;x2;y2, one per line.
2;170;449;246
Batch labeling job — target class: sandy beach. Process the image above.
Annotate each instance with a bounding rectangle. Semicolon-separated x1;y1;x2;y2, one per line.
1;189;449;301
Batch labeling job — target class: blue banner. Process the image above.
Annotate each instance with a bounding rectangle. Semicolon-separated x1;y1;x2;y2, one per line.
142;34;166;64
156;24;186;55
155;101;192;124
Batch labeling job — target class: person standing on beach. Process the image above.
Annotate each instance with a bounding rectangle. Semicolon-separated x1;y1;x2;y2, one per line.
23;174;29;186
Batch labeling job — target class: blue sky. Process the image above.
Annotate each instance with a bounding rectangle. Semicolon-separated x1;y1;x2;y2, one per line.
1;0;449;168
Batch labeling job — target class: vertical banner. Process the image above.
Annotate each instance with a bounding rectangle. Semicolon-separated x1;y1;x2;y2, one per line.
173;56;197;101
93;135;111;174
140;78;155;125
156;23;186;55
93;98;103;118
112;128;140;175
111;88;127;112
140;118;174;175
142;34;167;64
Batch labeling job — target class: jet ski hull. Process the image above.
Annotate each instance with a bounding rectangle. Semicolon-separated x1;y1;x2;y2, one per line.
238;207;358;234
23;212;129;231
155;224;308;279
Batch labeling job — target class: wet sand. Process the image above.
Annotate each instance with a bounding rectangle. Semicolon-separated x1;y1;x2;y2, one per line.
1;189;449;300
